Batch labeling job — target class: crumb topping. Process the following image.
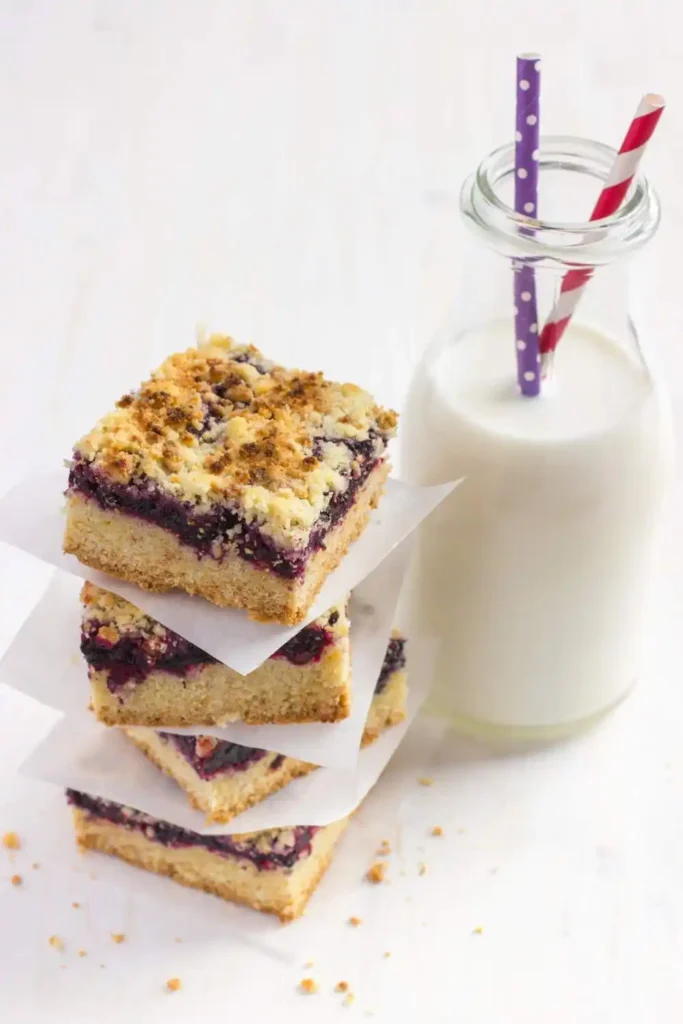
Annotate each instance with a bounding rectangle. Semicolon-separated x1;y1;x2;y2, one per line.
72;335;397;547
80;581;348;649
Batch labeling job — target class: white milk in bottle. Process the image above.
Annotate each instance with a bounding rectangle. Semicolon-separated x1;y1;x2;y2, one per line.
402;138;673;737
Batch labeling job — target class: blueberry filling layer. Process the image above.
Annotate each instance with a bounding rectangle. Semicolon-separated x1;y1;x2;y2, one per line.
159;735;269;780
68;437;382;580
81;617;335;692
67;789;318;870
375;637;407;694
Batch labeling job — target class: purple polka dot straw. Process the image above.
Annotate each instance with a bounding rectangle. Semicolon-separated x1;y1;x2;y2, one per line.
514;53;541;397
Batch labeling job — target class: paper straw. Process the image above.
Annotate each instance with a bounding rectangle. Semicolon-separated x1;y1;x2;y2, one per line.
539;93;665;364
513;53;541;397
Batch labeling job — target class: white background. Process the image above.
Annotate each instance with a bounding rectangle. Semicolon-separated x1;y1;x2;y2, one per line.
1;2;683;1022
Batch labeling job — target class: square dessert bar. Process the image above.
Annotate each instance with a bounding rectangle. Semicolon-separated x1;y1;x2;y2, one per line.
64;335;398;624
68;789;349;922
80;582;351;726
124;633;408;823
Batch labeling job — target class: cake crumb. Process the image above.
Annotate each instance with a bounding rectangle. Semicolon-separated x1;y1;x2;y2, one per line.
72;902;80;909
348;915;362;927
472;926;484;935
48;935;64;951
335;981;349;993
2;831;20;850
303;960;314;968
174;937;183;943
343;993;356;1007
418;776;434;787
299;978;318;995
431;826;443;837
418;863;427;876
377;840;392;856
11;873;22;886
32;863;40;870
383;951;391;958
78;950;87;958
457;828;465;835
111;933;125;944
166;977;182;992
366;861;387;884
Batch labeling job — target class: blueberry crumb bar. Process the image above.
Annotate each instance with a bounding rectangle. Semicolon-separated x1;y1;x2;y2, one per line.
67;789;350;922
80;582;352;726
64;336;397;624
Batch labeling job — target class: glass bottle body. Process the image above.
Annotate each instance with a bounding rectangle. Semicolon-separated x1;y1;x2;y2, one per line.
401;138;674;737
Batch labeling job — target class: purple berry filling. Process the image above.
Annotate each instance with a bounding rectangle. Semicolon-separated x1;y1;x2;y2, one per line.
66;790;317;870
81;614;336;694
68;435;381;581
159;734;269;779
374;636;406;694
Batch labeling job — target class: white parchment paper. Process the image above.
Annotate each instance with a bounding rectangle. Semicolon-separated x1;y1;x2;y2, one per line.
19;637;435;836
0;471;456;674
0;540;411;769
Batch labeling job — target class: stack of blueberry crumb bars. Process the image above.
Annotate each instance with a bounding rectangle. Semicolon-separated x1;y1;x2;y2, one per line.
61;335;408;921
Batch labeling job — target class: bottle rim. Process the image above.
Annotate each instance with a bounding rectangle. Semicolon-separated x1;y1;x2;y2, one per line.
460;135;660;265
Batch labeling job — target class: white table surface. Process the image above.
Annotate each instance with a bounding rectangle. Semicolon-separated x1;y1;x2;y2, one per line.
2;3;683;1021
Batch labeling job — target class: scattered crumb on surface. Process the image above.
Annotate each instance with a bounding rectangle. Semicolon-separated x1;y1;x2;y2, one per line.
343;993;356;1007
304;960;314;968
10;874;22;886
335;981;349;993
2;831;20;850
32;863;40;870
348;916;362;927
366;862;387;884
431;826;443;837
457;828;465;835
418;776;434;787
377;840;392;856
174;937;183;943
111;933;125;944
49;936;64;951
299;978;318;995
383;952;391;958
472;926;484;935
78;950;87;958
418;863;427;876
166;978;182;992
72;902;80;909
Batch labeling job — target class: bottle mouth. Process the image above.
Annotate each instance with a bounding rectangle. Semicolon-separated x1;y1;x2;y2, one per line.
461;135;660;265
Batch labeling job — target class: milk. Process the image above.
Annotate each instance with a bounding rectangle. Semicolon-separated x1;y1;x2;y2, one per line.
401;319;673;733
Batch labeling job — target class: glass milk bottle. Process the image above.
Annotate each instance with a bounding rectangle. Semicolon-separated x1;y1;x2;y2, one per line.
402;137;674;739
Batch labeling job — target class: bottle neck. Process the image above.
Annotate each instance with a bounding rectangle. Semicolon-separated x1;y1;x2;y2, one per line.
460;136;659;270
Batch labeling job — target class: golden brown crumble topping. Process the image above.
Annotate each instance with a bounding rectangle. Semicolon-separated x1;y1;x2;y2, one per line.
81;581;349;647
72;335;397;547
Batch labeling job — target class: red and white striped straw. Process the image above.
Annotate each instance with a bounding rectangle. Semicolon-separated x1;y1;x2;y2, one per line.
539;93;665;362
